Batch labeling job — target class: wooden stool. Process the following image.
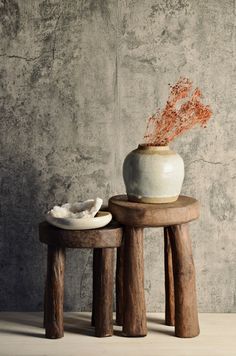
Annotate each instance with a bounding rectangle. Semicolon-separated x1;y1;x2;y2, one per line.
39;221;123;339
109;195;200;338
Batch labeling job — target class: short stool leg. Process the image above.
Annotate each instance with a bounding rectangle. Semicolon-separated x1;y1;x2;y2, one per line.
43;279;48;328
116;243;124;326
164;227;175;326
169;224;200;338
91;249;100;327
45;245;65;339
95;248;114;337
123;227;147;337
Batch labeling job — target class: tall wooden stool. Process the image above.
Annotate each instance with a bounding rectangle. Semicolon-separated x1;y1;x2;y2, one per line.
39;221;123;339
109;195;200;338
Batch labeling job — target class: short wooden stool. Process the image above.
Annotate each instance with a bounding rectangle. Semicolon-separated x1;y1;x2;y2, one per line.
39;221;123;339
109;195;200;338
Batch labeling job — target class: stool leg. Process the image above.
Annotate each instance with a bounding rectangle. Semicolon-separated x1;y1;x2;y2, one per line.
91;248;100;327
123;227;147;337
169;224;200;338
95;248;114;337
43;280;48;328
164;227;175;326
116;243;124;326
45;245;65;339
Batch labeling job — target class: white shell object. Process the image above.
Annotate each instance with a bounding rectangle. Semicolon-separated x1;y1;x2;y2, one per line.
46;211;112;230
48;198;103;219
123;145;184;204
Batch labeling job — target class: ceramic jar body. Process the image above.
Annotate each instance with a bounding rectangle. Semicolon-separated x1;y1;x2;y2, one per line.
123;145;184;203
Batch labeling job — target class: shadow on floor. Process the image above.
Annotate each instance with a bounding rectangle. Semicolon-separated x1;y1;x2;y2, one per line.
0;328;45;338
146;315;165;325
147;327;175;337
0;312;43;328
146;315;175;337
0;312;175;338
64;314;95;336
0;312;103;338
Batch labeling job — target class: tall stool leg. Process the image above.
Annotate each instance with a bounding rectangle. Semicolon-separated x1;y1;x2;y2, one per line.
164;227;175;326
169;224;200;338
95;248;114;337
116;243;124;326
91;248;100;326
123;227;147;337
45;245;65;339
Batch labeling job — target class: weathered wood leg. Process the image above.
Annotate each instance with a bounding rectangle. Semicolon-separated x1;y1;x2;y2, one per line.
43;279;47;328
95;248;114;337
123;227;147;337
91;248;100;327
164;227;175;326
116;243;124;326
45;245;65;339
169;224;200;338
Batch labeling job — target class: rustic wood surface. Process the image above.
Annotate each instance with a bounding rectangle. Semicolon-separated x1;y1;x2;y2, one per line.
40;220;122;339
39;221;123;248
169;224;200;338
45;245;65;339
116;243;125;326
109;194;200;338
123;227;147;337
164;227;175;326
109;195;200;227
91;249;100;327
94;248;114;337
43;280;47;328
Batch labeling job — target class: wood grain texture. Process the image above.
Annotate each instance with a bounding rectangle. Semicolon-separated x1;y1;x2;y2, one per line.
43;280;47;328
94;248;114;337
39;221;123;248
123;227;147;337
116;243;124;326
164;227;175;326
169;224;200;338
109;195;200;227
45;245;65;339
91;249;100;327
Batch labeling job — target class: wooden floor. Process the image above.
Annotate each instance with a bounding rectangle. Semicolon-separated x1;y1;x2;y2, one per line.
0;312;235;356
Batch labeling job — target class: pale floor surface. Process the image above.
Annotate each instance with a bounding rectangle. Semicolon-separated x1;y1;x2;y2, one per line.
0;312;235;356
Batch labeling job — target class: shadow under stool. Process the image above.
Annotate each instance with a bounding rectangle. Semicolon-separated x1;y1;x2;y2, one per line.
39;221;123;339
109;195;200;338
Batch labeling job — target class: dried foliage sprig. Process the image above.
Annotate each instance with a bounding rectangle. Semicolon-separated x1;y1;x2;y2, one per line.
144;78;212;146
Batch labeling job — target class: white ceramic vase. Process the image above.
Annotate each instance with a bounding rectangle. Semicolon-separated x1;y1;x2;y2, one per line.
123;144;184;203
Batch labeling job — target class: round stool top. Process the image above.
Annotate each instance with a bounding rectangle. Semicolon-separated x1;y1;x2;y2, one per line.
108;195;200;227
39;220;123;248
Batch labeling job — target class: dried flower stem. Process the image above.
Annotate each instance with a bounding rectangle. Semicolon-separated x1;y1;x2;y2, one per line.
144;78;212;146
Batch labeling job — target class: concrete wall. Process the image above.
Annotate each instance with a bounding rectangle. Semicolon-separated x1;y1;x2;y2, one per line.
0;0;235;312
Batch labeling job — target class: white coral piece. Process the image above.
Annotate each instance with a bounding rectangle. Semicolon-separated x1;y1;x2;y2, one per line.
48;198;103;219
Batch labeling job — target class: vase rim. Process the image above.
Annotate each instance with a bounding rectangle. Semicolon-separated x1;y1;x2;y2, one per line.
138;144;169;151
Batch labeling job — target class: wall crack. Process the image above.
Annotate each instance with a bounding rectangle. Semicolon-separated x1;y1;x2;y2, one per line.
0;53;43;62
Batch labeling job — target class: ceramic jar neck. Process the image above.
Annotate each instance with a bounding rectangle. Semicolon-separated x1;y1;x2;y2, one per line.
138;144;170;151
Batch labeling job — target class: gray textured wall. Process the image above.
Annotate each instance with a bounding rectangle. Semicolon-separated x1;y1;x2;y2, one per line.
0;0;235;312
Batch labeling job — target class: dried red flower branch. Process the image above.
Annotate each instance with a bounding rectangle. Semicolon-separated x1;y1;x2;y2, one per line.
144;78;212;146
